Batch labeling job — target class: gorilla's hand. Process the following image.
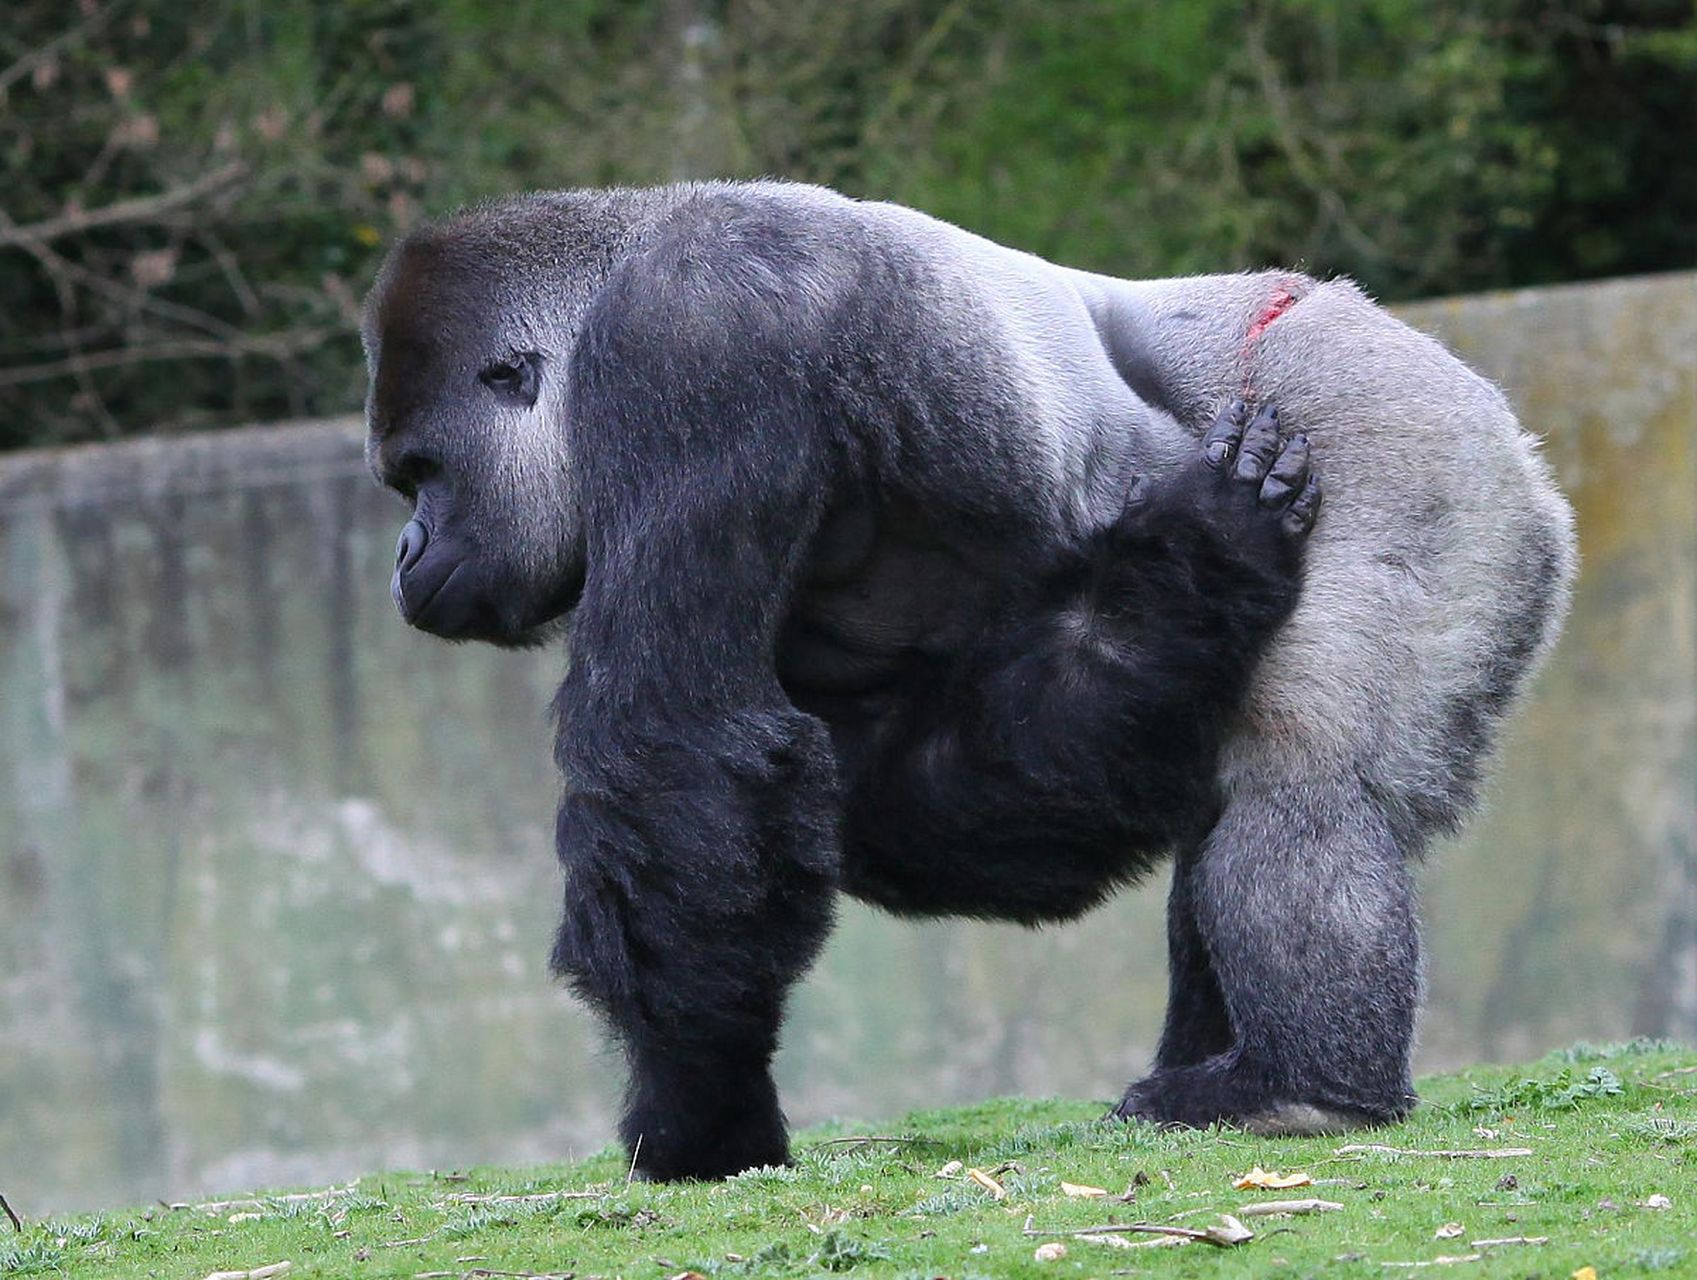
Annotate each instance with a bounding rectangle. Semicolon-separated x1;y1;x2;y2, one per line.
1198;398;1322;539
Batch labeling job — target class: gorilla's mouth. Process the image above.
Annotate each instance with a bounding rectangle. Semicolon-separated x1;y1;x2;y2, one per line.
399;562;462;629
391;516;583;647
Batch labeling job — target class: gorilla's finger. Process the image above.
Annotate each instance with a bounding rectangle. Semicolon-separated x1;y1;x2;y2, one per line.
1202;398;1248;469
1259;433;1310;507
1282;473;1323;537
1234;402;1282;483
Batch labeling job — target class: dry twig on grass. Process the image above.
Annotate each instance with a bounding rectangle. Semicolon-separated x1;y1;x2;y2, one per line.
1471;1236;1547;1248
0;1192;22;1232
1023;1215;1253;1248
1378;1256;1483;1268
814;1135;921;1148
201;1263;292;1280
1336;1144;1532;1160
173;1183;360;1214
1236;1198;1344;1217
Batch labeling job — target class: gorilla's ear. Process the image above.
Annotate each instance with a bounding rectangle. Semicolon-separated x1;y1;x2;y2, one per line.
561;228;834;714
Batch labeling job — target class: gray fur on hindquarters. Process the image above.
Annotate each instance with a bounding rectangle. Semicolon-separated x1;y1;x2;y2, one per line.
1086;269;1575;1128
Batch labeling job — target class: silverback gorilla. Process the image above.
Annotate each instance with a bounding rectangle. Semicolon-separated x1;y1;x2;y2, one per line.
361;181;1575;1180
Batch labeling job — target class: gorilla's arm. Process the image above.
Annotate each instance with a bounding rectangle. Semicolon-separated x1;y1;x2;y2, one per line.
841;401;1319;921
547;224;843;1181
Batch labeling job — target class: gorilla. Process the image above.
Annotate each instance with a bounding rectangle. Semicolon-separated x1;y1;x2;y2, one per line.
362;181;1575;1181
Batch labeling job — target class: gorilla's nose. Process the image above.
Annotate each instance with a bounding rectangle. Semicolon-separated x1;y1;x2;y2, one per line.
392;518;430;619
395;518;428;573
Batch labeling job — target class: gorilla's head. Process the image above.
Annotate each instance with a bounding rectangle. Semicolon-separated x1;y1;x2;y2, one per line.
362;202;612;647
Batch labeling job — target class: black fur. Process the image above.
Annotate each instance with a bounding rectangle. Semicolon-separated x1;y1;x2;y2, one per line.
832;411;1309;924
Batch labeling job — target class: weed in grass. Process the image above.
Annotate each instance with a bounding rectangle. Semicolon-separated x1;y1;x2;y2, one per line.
909;1186;981;1216
812;1229;891;1271
1624;1115;1697;1142
1629;1246;1688;1270
1464;1064;1624;1111
0;1239;67;1277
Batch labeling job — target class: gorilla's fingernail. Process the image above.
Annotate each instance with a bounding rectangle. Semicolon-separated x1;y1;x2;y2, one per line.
1206;441;1231;465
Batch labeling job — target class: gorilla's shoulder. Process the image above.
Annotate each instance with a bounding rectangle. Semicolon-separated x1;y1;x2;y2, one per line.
582;183;876;355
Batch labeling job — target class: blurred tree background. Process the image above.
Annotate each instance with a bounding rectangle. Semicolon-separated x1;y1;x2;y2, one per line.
1;0;1692;451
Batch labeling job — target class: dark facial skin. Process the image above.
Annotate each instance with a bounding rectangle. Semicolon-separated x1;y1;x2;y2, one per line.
363;238;584;647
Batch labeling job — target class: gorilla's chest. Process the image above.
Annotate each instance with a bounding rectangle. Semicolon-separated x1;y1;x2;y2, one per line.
776;505;1013;701
778;544;993;697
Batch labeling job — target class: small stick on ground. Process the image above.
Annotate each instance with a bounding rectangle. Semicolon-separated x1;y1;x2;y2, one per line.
1378;1255;1483;1268
1336;1144;1532;1160
1471;1236;1548;1248
1025;1222;1202;1241
0;1192;22;1232
814;1135;922;1148
1023;1218;1251;1247
1237;1198;1345;1217
176;1183;361;1213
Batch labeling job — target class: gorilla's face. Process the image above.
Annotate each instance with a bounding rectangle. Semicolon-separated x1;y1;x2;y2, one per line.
362;235;585;647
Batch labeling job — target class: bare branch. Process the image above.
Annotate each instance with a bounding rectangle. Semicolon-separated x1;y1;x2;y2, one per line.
0;0;130;96
0;164;246;252
0;327;336;388
5;232;247;342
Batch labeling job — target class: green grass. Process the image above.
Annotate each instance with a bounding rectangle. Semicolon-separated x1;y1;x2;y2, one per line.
5;1042;1694;1279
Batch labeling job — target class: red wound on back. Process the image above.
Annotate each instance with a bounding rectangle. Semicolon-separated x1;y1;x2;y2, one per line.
1239;282;1302;396
1246;286;1298;343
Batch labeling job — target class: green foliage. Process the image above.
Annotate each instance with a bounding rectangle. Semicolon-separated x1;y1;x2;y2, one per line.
2;0;1693;449
812;1229;891;1271
1464;1064;1625;1112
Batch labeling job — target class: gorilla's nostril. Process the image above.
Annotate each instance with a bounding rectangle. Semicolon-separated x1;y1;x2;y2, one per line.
395;518;429;573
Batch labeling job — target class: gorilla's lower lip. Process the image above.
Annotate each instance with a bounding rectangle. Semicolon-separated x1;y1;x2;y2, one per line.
397;562;461;627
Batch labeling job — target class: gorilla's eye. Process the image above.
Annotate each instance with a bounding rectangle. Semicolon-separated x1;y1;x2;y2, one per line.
479;351;542;407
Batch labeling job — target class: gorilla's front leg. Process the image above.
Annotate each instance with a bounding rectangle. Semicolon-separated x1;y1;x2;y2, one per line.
1115;780;1419;1132
551;704;839;1179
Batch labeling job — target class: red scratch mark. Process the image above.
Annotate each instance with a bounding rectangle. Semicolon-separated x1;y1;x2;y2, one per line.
1239;281;1302;397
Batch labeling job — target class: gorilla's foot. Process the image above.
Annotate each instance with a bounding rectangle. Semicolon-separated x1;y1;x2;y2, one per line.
621;1059;791;1181
1111;1056;1408;1136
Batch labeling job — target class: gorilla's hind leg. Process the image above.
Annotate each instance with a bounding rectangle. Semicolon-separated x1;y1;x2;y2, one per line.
1152;844;1233;1070
1116;779;1419;1133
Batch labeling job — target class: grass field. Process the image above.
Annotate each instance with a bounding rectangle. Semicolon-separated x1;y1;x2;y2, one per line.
3;1041;1692;1279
